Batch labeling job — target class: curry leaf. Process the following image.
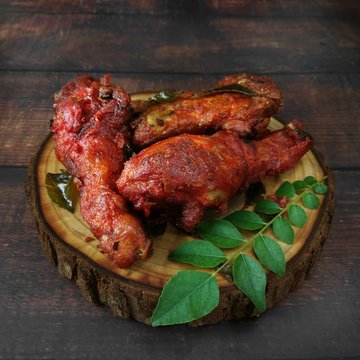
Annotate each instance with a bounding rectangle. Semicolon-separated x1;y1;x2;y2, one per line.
276;181;296;199
45;170;76;212
232;254;266;312
225;210;266;230
254;236;286;277
304;176;317;187
288;205;307;228
272;217;294;244
255;199;282;215
293;180;306;192
197;220;244;249
151;270;219;326
313;183;328;195
303;192;320;209
169;240;227;268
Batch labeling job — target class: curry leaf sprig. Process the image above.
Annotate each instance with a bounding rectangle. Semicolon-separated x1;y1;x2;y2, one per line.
151;176;328;326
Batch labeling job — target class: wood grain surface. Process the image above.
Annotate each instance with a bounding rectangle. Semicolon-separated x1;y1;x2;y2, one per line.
0;0;359;358
1;13;359;74
1;1;360;16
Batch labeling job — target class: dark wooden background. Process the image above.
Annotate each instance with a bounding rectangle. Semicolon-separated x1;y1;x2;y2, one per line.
1;1;359;359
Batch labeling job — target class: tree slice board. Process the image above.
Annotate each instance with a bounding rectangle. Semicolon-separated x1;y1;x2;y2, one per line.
26;93;335;326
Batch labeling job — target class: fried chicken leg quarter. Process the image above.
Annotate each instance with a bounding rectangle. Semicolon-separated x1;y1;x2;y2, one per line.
117;122;312;231
51;75;151;268
132;74;283;148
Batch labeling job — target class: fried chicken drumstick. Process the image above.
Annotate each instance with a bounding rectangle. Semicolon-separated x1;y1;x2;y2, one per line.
117;122;312;231
51;75;151;268
132;74;282;148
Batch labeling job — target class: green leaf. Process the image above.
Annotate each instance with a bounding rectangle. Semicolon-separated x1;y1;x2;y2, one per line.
272;217;294;244
293;180;306;192
148;89;180;104
194;84;257;98
313;183;328;195
197;220;244;249
45;170;76;212
232;254;266;312
288;205;307;228
151;270;219;326
254;236;286;277
304;176;317;186
303;192;320;209
169;240;227;268
276;181;296;199
224;210;266;231
255;199;282;215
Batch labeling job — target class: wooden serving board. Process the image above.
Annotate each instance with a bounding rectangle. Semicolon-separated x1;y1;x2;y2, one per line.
26;93;335;326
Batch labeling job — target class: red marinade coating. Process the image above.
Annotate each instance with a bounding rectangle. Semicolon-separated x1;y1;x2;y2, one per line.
51;75;151;268
132;73;282;148
117;122;312;231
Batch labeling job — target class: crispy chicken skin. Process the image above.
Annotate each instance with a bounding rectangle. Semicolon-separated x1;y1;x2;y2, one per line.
117;122;312;231
51;75;151;268
131;74;282;148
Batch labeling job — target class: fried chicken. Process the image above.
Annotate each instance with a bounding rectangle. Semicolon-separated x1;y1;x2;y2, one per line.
131;74;282;148
51;75;151;268
117;122;312;231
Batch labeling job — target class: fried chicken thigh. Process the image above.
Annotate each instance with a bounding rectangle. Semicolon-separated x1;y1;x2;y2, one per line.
51;75;151;268
132;74;282;148
117;122;312;231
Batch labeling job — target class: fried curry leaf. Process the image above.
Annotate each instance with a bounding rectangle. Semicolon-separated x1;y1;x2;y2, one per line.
194;84;257;98
148;90;181;104
45;170;76;213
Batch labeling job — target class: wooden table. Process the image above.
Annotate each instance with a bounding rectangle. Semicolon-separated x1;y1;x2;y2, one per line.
1;1;359;358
